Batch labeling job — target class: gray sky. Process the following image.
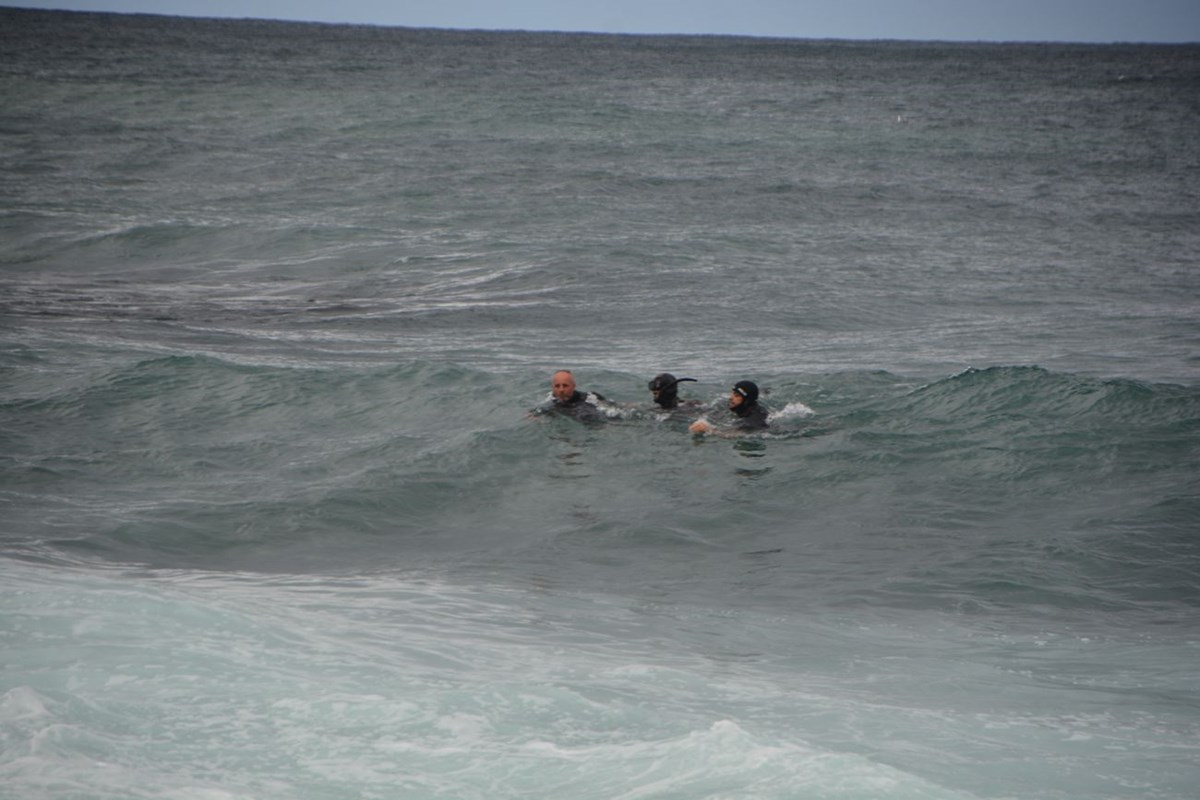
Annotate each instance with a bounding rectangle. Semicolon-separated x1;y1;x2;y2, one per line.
5;0;1200;42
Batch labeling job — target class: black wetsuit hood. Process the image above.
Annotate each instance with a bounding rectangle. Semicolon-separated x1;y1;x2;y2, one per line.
730;380;768;428
649;373;697;409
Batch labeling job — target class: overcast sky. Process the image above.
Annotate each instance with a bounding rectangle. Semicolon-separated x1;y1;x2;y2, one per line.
6;0;1200;42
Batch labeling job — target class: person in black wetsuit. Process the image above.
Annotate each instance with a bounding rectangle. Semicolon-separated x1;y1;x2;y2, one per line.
689;379;769;434
648;373;699;411
532;369;606;422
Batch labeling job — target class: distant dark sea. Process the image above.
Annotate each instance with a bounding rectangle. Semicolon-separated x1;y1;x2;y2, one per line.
2;8;1199;799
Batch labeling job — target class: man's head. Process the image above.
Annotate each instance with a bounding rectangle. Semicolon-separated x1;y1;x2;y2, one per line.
730;380;759;411
551;370;576;402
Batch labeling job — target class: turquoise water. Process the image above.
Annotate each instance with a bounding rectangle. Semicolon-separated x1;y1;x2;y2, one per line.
2;9;1199;799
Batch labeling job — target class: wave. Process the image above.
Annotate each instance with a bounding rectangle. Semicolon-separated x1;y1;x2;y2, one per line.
5;356;1194;443
3;358;1197;618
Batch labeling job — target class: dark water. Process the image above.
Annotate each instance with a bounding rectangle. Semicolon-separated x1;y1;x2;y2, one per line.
2;9;1199;799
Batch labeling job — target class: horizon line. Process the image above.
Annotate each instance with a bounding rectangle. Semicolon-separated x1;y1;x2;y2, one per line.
4;5;1199;46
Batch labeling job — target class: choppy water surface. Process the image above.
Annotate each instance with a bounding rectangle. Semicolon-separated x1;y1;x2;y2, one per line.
2;8;1199;799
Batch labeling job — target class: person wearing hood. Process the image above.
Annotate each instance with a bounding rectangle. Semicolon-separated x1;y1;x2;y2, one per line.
689;380;769;434
648;372;699;411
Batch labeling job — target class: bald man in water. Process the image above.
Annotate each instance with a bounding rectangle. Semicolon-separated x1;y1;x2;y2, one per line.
551;370;586;405
534;369;606;422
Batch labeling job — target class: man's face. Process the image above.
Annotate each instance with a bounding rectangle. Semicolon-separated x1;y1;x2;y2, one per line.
552;372;576;402
729;389;744;410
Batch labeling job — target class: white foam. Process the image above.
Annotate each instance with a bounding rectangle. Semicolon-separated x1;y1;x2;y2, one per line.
769;401;815;421
0;687;52;723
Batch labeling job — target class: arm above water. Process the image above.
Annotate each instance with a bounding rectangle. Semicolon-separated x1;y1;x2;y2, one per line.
689;406;768;436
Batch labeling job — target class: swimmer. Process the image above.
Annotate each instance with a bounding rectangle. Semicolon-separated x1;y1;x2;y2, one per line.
532;369;607;422
648;373;699;410
689;380;769;435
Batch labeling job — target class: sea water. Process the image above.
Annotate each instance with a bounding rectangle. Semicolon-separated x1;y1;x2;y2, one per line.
2;8;1199;799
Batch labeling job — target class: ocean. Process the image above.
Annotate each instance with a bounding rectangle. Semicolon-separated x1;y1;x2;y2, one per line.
2;8;1199;799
